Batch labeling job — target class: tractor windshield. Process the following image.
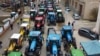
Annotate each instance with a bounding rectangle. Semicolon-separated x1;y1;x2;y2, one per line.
49;40;59;45
10;39;17;44
35;20;42;24
39;9;44;12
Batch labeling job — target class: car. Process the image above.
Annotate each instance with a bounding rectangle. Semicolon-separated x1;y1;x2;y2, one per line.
65;7;71;12
78;28;99;40
0;3;10;7
72;13;80;20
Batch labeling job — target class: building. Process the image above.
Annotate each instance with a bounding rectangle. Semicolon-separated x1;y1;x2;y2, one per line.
66;0;100;20
93;3;100;36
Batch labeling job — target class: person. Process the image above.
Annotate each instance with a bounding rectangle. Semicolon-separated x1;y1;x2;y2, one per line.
72;20;75;27
68;22;70;26
72;20;75;31
10;23;13;30
0;41;2;48
20;18;22;23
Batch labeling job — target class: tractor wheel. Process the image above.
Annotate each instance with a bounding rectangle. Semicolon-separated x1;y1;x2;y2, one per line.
42;27;44;34
47;52;51;56
59;51;63;56
25;47;29;55
72;38;77;49
36;50;41;56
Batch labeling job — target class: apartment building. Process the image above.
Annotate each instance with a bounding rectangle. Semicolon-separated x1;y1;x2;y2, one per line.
66;0;100;20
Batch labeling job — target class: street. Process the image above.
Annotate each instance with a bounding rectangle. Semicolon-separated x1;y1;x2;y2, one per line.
0;0;96;56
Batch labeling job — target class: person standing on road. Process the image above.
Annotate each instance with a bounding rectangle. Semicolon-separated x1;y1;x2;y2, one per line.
20;18;22;23
10;23;13;30
68;22;71;26
72;20;75;31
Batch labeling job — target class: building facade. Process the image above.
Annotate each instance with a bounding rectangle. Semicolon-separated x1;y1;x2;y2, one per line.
66;0;100;20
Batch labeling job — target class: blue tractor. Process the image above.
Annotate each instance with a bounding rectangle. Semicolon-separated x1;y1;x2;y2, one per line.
46;28;63;56
25;31;43;56
47;12;56;26
61;25;77;51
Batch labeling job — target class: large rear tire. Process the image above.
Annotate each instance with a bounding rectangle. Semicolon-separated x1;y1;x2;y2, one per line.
47;52;51;56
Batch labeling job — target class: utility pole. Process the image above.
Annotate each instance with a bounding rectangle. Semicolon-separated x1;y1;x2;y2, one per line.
20;0;24;14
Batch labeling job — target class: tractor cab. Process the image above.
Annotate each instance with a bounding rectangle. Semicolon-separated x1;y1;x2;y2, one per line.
47;12;56;26
47;8;54;13
34;17;44;33
30;9;37;20
56;9;65;22
7;33;23;52
61;25;77;50
25;31;43;56
20;23;29;36
22;14;30;25
37;11;45;19
46;34;62;56
47;28;56;35
61;25;73;42
39;4;46;8
38;8;46;14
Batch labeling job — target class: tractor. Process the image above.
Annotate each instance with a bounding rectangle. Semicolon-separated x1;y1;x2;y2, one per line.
47;12;56;26
3;33;23;56
34;16;45;33
56;9;65;23
25;31;43;56
7;51;23;56
30;9;37;21
61;25;77;51
46;7;54;13
46;28;63;56
20;23;30;40
38;8;46;15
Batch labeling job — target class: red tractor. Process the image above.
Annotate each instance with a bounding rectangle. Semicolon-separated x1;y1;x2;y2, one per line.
34;16;45;33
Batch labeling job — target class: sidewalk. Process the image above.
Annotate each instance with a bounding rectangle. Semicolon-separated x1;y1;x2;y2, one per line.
0;14;22;54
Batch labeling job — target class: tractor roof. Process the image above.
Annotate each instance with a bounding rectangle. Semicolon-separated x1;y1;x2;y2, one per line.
22;14;30;18
48;34;60;40
38;12;44;15
11;12;16;14
48;8;53;10
29;31;41;37
57;9;62;12
23;18;30;22
30;9;37;11
62;25;72;30
10;33;21;39
8;51;22;56
35;17;43;20
48;12;55;15
20;23;28;27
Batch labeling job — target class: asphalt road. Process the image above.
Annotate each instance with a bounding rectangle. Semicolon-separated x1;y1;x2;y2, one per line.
0;0;96;56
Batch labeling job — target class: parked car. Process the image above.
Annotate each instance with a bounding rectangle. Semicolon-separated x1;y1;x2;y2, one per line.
65;7;71;12
73;13;80;20
78;28;99;40
0;3;10;7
